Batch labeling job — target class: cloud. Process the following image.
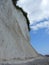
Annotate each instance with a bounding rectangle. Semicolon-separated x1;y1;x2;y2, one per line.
30;18;49;31
17;0;49;32
30;20;49;31
17;0;42;23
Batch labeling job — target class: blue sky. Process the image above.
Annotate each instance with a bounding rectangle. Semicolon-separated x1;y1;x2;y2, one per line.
17;0;49;55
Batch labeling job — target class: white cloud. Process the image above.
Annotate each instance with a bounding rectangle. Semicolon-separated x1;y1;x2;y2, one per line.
41;0;49;10
17;0;49;32
30;21;49;31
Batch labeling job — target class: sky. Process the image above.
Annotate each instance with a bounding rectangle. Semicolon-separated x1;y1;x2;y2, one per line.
17;0;49;55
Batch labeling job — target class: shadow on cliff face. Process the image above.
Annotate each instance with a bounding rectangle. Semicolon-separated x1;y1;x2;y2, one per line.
12;0;30;31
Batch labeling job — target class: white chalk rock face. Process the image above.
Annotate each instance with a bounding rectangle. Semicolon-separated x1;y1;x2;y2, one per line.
0;0;38;62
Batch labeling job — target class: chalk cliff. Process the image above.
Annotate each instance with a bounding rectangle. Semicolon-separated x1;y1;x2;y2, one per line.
0;0;39;64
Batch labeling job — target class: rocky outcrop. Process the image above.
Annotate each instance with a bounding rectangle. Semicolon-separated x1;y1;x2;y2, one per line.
0;0;38;62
